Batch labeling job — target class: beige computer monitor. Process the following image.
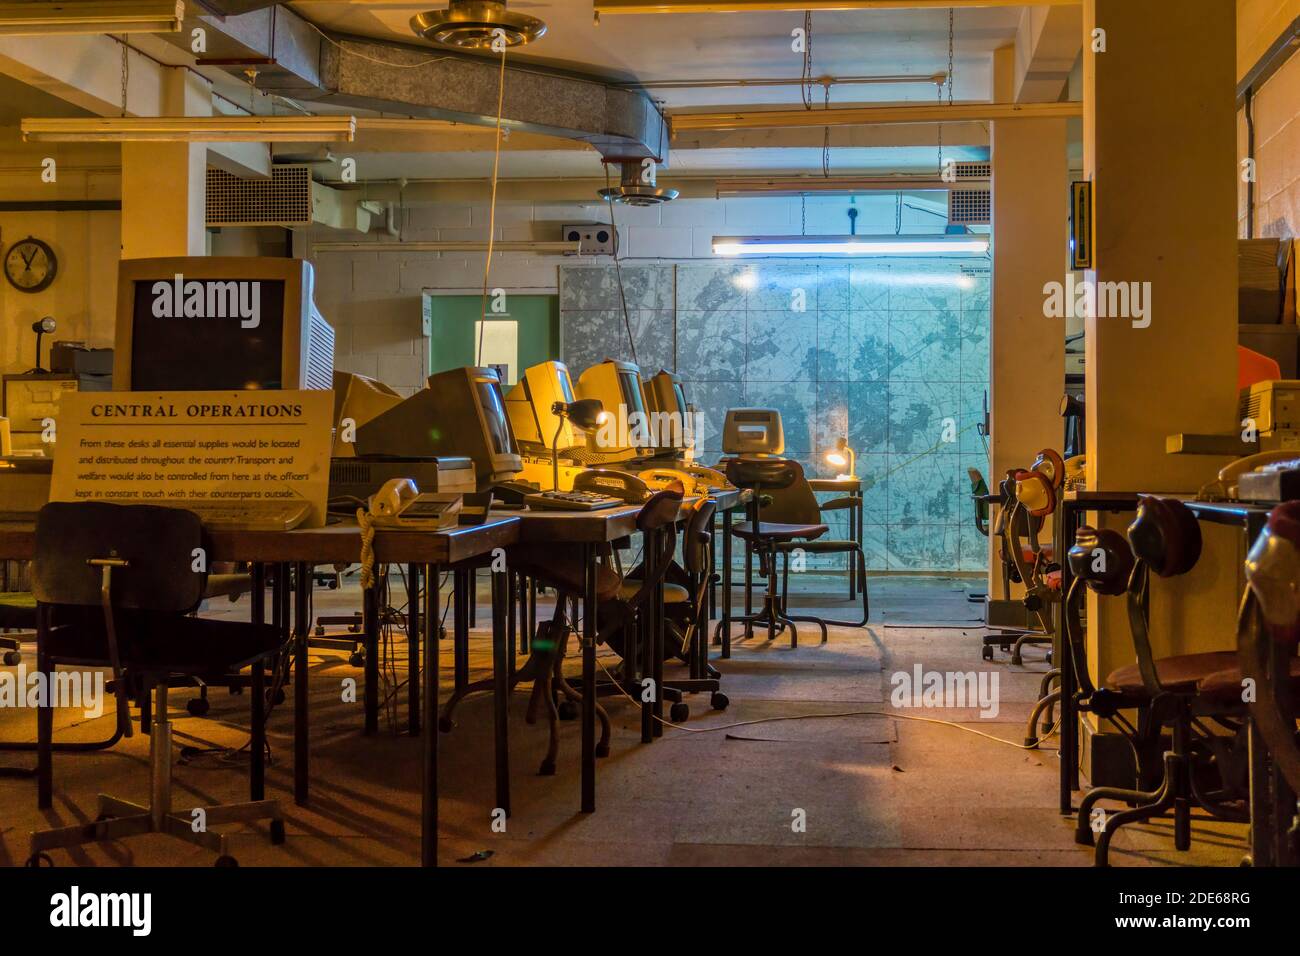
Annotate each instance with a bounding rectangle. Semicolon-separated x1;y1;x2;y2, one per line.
576;359;654;456
113;257;334;392
332;371;403;457
505;360;584;452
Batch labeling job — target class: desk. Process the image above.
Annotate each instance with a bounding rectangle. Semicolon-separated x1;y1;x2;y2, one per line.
0;515;520;869
809;478;864;600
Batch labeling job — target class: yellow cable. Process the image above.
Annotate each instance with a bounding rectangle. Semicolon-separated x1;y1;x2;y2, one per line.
357;508;377;590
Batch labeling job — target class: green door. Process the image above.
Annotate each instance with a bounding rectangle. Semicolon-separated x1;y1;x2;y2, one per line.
424;294;559;387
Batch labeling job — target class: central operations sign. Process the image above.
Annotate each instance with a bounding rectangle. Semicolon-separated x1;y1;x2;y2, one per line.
50;390;332;527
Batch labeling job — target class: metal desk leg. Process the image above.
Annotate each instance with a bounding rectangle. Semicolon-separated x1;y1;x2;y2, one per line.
708;512;718;623
1248;721;1276;867
721;508;733;658
250;660;265;801
653;529;665;738
407;564;420;736
491;568;511;818
421;562;441;867
363;579;379;737
1057;503;1076;814
848;493;857;600
454;568;470;693
581;542;597;813
293;562;310;806
36;605;52;809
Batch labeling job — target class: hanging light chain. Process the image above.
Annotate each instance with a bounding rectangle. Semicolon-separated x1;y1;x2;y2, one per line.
119;38;129;118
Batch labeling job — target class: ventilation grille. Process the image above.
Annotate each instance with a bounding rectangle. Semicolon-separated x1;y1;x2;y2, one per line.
207;165;313;227
304;308;336;391
951;161;991;181
948;188;991;226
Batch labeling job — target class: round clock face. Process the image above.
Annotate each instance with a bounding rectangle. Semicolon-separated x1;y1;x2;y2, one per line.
4;238;57;293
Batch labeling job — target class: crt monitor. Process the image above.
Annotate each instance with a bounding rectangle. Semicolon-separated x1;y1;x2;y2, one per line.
644;369;692;450
576;359;653;454
354;366;522;490
113;257;335;391
723;408;784;455
504;360;584;452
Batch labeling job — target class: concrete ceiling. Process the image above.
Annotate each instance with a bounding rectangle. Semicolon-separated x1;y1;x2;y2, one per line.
290;1;1023;108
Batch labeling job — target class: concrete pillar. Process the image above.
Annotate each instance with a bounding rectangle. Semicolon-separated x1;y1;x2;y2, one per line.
1081;0;1240;756
987;43;1068;604
121;68;208;259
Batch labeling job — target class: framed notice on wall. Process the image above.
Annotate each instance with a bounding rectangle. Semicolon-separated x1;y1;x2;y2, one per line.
49;390;333;527
1069;180;1094;271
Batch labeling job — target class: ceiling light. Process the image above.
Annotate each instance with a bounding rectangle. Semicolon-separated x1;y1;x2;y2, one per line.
411;1;546;50
21;116;357;143
671;101;1081;134
0;1;184;35
715;176;957;198
597;160;678;207
712;235;990;256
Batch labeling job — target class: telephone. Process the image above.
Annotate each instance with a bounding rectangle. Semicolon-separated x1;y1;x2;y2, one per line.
573;468;651;503
639;467;698;495
682;464;734;492
1197;451;1300;502
369;478;462;530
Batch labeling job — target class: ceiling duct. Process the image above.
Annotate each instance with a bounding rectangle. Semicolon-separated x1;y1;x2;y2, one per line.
410;1;546;50
191;0;282;13
207;164;313;227
598;161;678;207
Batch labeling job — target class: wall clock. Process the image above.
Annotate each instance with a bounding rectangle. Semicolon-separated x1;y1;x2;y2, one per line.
4;236;58;293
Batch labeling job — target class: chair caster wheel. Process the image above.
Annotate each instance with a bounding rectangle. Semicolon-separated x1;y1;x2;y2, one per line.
348;652;365;667
538;760;556;776
214;855;239;867
557;701;578;721
438;716;454;733
25;852;53;867
710;692;729;711
2;651;20;666
595;742;610;758
670;702;690;723
187;697;210;717
270;819;286;845
981;646;993;661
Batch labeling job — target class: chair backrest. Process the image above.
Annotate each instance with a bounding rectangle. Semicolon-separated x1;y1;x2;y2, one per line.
618;488;684;615
758;462;823;525
682;498;717;576
968;467;990;533
724;456;799;493
636;487;684;534
1128;495;1201;578
33;502;207;614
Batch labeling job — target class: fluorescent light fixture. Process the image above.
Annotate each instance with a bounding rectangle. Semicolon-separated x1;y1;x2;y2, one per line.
712;235;990;256
312;240;581;254
0;1;184;35
21;116;357;143
671;101;1082;133
715;176;957;198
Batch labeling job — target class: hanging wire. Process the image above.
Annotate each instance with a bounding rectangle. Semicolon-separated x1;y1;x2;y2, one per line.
119;38;129;117
937;8;955;173
477;46;509;366
602;163;639;366
800;10;814;110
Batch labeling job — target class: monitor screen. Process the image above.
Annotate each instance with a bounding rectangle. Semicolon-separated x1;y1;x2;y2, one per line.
128;279;287;391
617;368;647;418
475;378;516;457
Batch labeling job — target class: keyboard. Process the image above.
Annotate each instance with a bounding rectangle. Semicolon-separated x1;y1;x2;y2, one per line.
108;499;313;532
523;490;624;512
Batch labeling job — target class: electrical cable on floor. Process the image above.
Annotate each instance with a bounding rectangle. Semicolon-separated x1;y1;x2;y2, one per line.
592;654;1059;752
477;46;509;365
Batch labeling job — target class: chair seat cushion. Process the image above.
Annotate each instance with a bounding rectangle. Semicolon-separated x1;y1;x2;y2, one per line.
44;608;283;674
1103;651;1238;696
617;581;689;603
509;544;622;601
732;521;829;543
1198;657;1300;702
203;574;253;600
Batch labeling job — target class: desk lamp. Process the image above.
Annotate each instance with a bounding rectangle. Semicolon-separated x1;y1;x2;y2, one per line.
825;437;857;480
551;399;607;490
29;316;55;373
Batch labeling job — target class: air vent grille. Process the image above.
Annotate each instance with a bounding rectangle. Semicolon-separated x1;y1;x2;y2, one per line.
952;161;991;181
207;165;313;227
948;188;991;226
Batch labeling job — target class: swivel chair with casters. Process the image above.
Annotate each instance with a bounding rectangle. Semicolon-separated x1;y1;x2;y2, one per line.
965;467;992;604
25;502;286;868
0;590;35;665
1070;499;1252;867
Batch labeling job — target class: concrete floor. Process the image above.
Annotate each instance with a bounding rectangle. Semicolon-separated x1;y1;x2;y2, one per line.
0;573;1248;867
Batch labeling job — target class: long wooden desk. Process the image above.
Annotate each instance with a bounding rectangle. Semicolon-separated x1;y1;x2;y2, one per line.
0;515;520;869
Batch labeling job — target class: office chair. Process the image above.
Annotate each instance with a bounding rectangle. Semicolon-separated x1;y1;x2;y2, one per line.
25;502;285;867
727;458;868;647
0;591;34;665
965;468;994;604
1069;499;1252;867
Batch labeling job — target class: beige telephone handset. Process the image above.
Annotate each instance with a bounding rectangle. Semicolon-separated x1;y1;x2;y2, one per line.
683;464;733;492
369;478;462;530
572;469;652;503
1200;451;1300;502
639;467;699;496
